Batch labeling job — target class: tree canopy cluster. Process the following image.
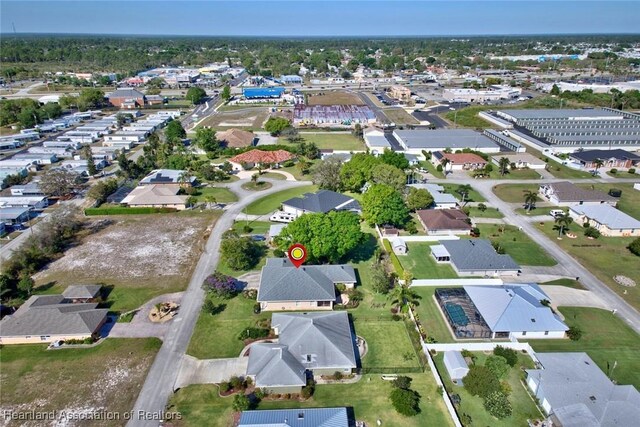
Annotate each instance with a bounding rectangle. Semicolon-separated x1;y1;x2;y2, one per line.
0;98;62;127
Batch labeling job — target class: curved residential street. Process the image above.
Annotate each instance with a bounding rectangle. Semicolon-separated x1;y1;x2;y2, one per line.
128;178;311;427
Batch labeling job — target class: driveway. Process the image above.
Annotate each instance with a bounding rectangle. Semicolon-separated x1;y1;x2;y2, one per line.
174;355;249;389
106;292;184;339
237;272;261;290
541;285;611;311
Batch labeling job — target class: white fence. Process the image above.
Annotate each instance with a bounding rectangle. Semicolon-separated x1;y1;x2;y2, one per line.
400;235;461;242
410;278;504;287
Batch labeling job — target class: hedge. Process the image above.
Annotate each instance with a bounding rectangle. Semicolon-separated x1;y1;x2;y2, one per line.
84;207;178;215
383;238;405;276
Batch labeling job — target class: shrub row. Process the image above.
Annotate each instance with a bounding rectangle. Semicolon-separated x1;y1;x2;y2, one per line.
383;239;405;276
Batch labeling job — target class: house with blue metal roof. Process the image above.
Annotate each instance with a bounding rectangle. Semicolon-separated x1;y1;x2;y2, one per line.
238;407;349;427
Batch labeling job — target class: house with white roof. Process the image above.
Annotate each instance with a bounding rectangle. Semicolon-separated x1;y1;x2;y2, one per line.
363;129;392;155
526;352;640;426
569;204;640;237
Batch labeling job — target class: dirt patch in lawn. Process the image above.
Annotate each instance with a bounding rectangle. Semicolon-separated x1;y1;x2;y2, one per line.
34;213;217;290
307;91;364;106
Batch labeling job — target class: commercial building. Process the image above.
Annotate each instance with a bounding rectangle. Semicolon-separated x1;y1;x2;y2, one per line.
443;86;521;103
279;75;303;84
294;105;376;126
363;129;392;155
569;204;640;237
242;87;285;99
526;352;640;426
393;129;501;154
106;88;146;109
389;85;412;102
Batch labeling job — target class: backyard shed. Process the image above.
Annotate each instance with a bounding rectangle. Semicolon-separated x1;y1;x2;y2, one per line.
443;350;469;382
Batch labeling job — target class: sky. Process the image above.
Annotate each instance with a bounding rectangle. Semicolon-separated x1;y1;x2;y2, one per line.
1;1;639;37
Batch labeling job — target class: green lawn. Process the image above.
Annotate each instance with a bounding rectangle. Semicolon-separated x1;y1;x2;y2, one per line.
170;374;453;427
261;172;286;180
399;243;460;279
421;160;446;179
443;105;496;129
539;221;640;310
480;168;542;180
492;183;541;204
244;185;318;215
278;133;365;151
193;186;238;204
514;206;558;216
1;338;161;418
434;352;543;427
477;224;557;266
527;307;640;389
241;181;273;191
187;293;269;359
216;245;270;278
354;320;422;369
607;170;638;179
383;107;420;125
441;184;486;203
231;220;274;235
412;287;456;343
466;206;504;219
278;162;317;181
541;278;585;290
575;182;640;219
526;148;594;179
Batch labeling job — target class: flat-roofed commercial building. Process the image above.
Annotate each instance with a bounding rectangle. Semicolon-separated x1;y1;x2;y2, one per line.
393;129;501;154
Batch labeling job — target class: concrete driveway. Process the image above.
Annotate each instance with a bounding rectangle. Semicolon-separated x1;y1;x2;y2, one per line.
174;355;249;389
541;285;611;311
237;272;261;290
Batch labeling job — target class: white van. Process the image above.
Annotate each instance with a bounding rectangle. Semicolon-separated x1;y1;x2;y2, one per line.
549;209;565;218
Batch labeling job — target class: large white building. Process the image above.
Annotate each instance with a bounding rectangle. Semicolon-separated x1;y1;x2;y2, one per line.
393;129;501;155
443;85;521;103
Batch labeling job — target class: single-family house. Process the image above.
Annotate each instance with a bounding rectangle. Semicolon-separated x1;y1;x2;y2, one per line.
238;408;349;427
568;204;640;237
0;294;108;345
279;190;361;220
569;149;640;170
0;196;48;211
257;258;356;312
139;169;196;187
539;181;617;207
526;352;640;426
462;284;568;339
391;237;407;255
12;153;58;165
443;351;469;382
121;185;188;210
216;128;256;148
416;209;472;235
431;239;520;277
246;312;357;393
9;182;44;197
409;184;459;209
0;207;31;225
229;149;295;170
491;152;547;170
433;152;487;171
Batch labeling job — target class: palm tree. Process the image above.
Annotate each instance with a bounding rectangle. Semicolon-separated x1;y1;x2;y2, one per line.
554;212;573;237
390;272;421;313
456;184;472;206
593;158;604;176
205;195;217;209
498;157;510;176
251;173;259;183
441;158;451;174
523;190;538;213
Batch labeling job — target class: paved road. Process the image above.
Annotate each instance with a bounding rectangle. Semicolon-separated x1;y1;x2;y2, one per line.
128;178;312;427
431;177;640;335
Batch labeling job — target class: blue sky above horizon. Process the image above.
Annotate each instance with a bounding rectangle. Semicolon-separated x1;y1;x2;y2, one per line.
1;1;639;37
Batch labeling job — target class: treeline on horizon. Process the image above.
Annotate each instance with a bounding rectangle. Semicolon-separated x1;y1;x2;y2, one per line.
1;34;638;80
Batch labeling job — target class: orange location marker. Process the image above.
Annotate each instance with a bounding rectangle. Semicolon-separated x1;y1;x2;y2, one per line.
288;243;307;268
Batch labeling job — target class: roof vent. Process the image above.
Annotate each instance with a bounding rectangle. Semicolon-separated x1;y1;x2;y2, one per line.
298;413;305;419
531;318;536;323
590;396;597;402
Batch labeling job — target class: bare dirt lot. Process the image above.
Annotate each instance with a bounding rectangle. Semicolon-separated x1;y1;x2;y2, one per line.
34;213;218;311
198;108;270;130
307;91;364;106
0;338;161;427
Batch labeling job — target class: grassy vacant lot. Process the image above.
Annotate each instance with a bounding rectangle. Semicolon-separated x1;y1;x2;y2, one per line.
467;206;504;218
382;107;420;125
539;222;640;310
187;293;269;359
400;243;460;279
0;339;161;424
527;307;640;389
477;224;557;266
279;132;365;151
443;105;496;129
307;91;364;106
170;374;453;427
244;185;317;215
353;320;422;369
575;182;640;218
434;351;543;427
492;183;541;204
193;186;238;204
441;184;486;203
412;287;456;343
34;212;219;313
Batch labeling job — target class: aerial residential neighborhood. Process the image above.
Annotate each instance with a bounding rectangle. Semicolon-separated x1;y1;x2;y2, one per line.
0;1;639;427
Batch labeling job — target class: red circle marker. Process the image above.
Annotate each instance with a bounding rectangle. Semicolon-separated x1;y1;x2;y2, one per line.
287;243;307;268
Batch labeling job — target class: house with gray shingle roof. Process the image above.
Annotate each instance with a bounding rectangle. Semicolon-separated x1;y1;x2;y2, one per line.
246;312;357;393
0;293;108;345
280;190;361;220
539;181;617;207
257;258;356;312
431;239;520;277
526;352;640;427
569;204;640;237
238;407;349;427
